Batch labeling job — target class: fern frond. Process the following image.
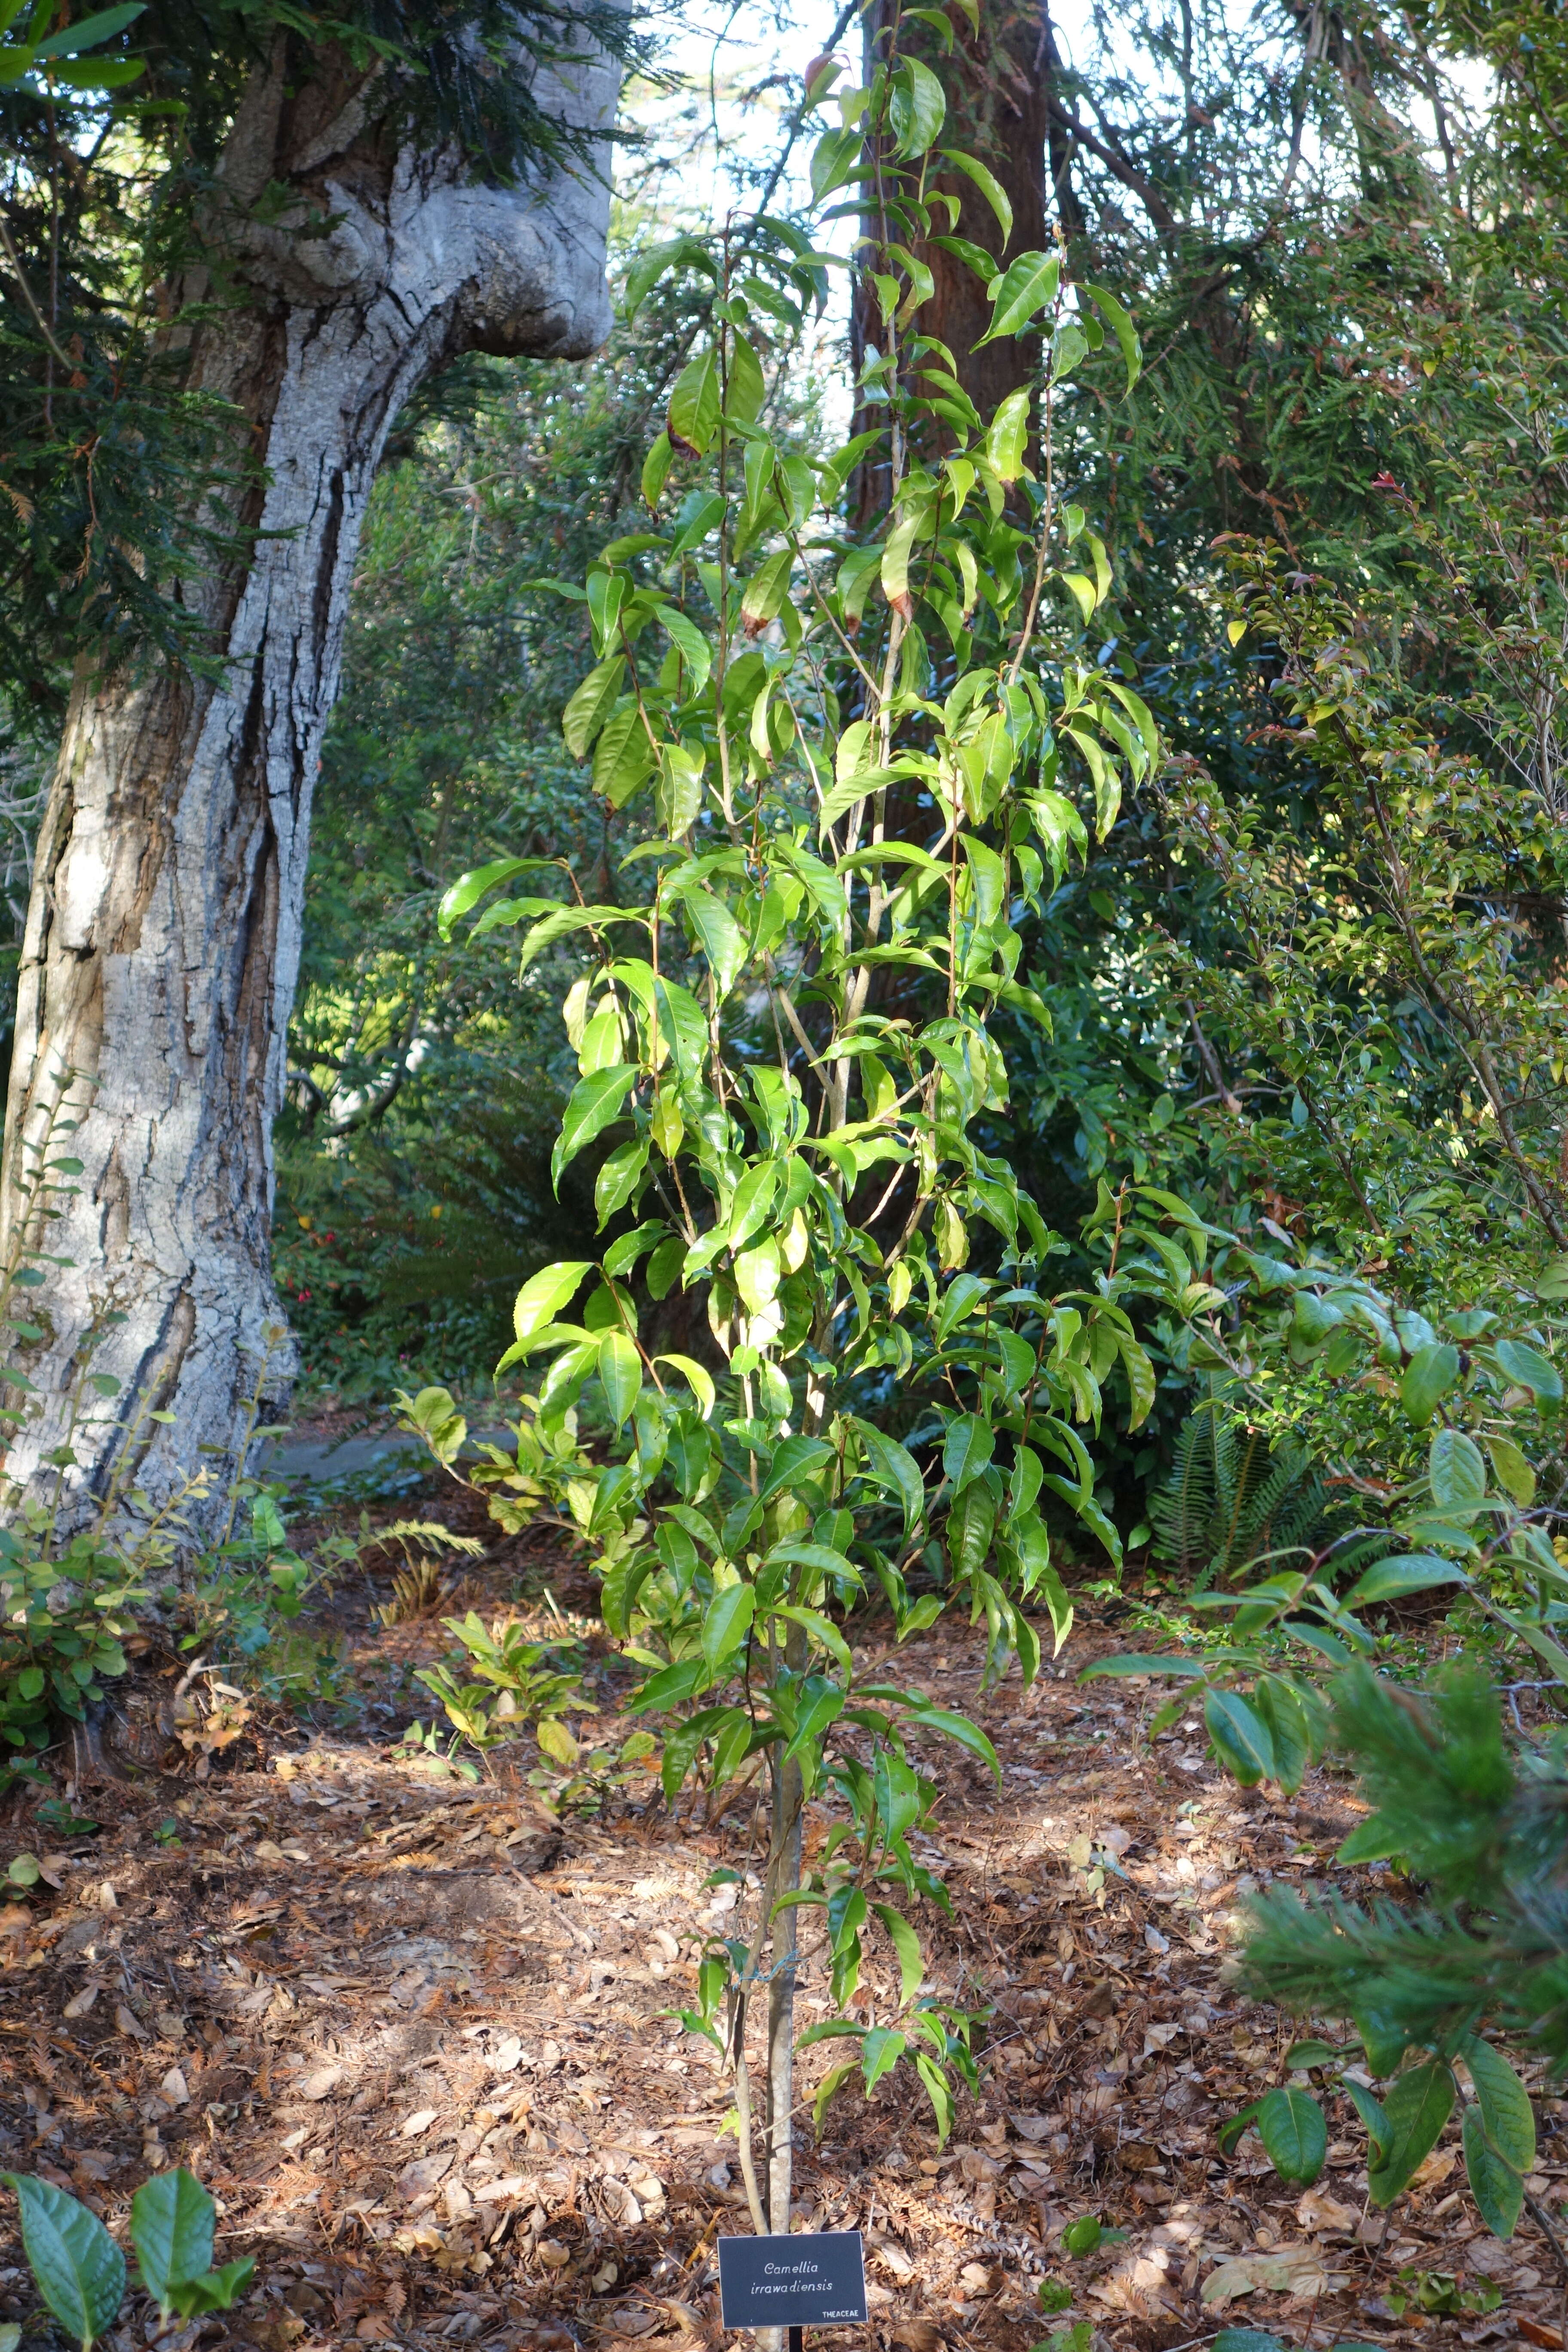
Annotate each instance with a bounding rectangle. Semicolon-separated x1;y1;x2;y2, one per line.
1151;1399;1219;1572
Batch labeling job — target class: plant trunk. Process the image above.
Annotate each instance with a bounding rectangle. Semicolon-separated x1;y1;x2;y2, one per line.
0;35;619;1526
754;1619;806;2352
766;1742;805;2231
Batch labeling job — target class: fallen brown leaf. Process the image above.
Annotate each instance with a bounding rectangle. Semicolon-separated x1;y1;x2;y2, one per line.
890;2322;943;2352
1201;2247;1342;2306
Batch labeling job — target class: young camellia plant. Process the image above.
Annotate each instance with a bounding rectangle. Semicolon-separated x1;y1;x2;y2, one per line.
406;22;1197;2252
2;2167;254;2350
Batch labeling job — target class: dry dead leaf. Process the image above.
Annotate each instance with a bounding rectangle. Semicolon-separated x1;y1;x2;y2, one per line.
890;2323;943;2352
1201;2247;1341;2306
1090;2250;1182;2316
159;2067;189;2107
399;2107;438;2137
652;2300;704;2336
397;2153;451;2196
874;2242;916;2281
62;1982;99;2018
114;2002;150;2042
253;1840;287;1864
298;2064;344;2101
537;2241;572;2269
1411;2144;1458;2191
1295;2188;1358;2234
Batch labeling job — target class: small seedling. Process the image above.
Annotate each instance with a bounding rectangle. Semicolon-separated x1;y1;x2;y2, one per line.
1386;2268;1501;2318
1038;2279;1074;2313
1214;2332;1412;2352
3;2166;255;2349
1060;2216;1128;2257
1032;2323;1092;2352
34;1800;98;1837
153;1819;182;1847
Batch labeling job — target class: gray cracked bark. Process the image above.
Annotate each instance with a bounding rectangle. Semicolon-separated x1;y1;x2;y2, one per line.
0;29;619;1525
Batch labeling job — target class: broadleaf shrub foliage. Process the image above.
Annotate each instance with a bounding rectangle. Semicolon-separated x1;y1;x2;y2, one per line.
402;22;1213;2225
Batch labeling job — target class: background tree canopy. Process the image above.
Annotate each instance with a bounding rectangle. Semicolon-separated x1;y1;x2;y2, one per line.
267;0;1568;1546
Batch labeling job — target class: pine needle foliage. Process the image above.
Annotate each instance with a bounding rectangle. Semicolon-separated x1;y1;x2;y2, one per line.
1243;1665;1568;2070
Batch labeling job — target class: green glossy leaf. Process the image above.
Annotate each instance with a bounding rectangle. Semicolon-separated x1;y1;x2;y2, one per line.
668;346;720;456
437;856;558;940
653;1352;716;1417
1341;2076;1390;2160
1079;282;1142;388
1079;1653;1205;1680
1256;2086;1326;2185
1286;2040;1347;2070
1428;1427;1486;1511
758;1434;834;1505
853;1421;926;1531
562;655;626;756
550;1066;637;1191
597;1330;642;1427
1204;1687;1274;1785
978;251;1060;345
1341;1553;1469;1608
1465;2034;1534;2195
861;2025;907;2090
684;888;746;997
914;2049;954;2146
1494;1337;1563;1401
903;1703;1000;1779
1487;1435;1536;1507
129;2168;214;2314
629;1654;708;1712
938;147;1013;243
1400;1342;1459;1427
513;1261;592;1346
1463;2101;1524;2241
1336;1816;1406;1864
943;1412;994;1493
1366;2060;1454;2208
165;2260;256;2319
813;2058;860;2135
889;57;945;156
3;2174;126;2349
701;1582;755;1677
33;3;144;58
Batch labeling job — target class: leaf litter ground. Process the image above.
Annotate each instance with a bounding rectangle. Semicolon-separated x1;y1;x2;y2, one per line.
1;1487;1562;2352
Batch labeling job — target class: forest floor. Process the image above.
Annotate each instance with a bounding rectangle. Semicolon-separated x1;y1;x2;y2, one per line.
1;1459;1563;2352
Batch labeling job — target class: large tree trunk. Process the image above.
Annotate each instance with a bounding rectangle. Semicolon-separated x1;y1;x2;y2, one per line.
0;33;618;1527
851;0;1050;519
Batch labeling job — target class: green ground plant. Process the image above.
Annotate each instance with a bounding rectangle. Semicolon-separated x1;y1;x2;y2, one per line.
2;2166;253;2351
408;1608;584;1755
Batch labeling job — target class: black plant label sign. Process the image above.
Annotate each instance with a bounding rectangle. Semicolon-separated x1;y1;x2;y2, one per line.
717;2233;869;2328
